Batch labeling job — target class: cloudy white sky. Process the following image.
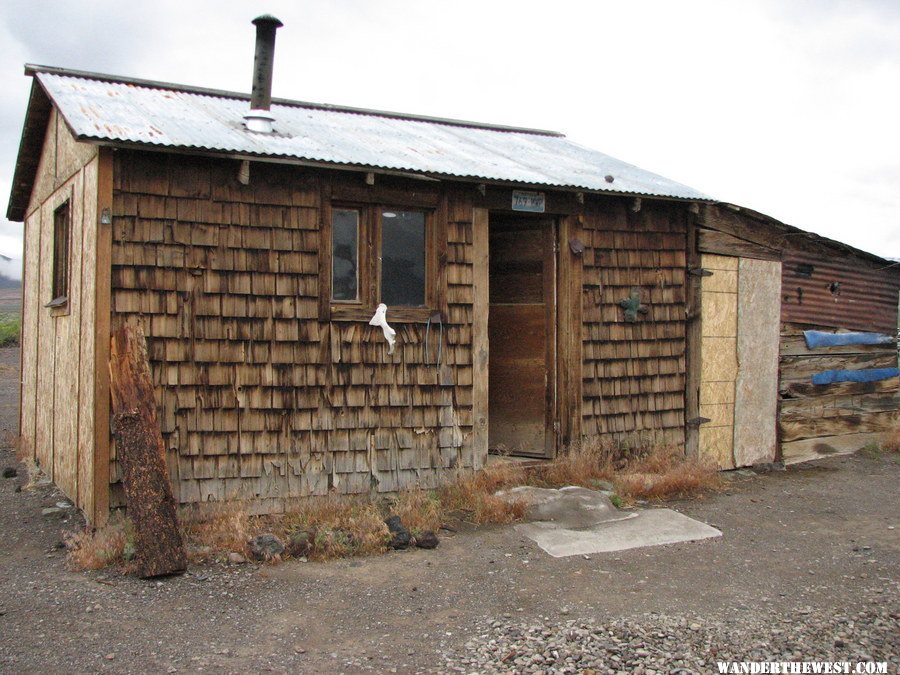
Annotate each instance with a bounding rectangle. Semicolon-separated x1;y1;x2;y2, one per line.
1;0;898;275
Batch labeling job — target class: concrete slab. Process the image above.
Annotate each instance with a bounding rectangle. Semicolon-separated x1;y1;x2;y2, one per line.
515;508;722;558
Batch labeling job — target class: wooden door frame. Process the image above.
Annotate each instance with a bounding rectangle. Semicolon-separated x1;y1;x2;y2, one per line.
485;211;568;459
555;213;583;454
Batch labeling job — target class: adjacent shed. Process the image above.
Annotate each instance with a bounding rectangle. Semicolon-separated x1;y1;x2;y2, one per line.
690;204;899;468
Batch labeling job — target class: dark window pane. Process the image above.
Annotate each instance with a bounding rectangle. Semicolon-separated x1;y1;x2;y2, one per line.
381;210;426;307
52;202;70;300
332;209;359;301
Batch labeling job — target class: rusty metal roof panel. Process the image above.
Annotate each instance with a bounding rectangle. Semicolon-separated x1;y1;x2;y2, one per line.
34;69;709;201
781;249;900;334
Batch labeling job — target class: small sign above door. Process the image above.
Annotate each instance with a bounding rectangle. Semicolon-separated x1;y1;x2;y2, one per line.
511;190;546;213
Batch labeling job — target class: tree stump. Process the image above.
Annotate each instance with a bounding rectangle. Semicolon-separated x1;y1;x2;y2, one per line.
109;324;186;578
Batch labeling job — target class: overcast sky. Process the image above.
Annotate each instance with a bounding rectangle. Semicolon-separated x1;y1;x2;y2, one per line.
0;0;898;275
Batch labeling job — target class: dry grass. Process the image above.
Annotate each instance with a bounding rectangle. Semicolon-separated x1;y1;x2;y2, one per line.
439;462;529;524
65;513;134;571
611;446;723;502
532;438;617;488
180;503;259;561
390;490;443;535
281;495;391;560
67;440;723;571
881;428;900;453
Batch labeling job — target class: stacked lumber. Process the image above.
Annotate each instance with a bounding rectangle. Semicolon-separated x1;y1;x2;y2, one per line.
779;322;899;463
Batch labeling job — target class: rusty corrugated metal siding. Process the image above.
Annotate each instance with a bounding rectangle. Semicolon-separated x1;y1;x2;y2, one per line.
781;249;900;334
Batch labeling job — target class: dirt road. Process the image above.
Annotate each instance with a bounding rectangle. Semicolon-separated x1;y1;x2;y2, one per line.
0;346;897;672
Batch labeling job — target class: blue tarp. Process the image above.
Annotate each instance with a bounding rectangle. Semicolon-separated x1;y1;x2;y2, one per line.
811;368;900;385
804;330;894;349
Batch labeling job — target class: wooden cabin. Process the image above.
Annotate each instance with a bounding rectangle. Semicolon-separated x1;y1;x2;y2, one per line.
7;60;710;524
7;21;896;525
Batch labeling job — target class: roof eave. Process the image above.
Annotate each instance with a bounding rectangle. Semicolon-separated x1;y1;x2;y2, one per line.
80;136;711;203
714;201;899;271
6;77;53;222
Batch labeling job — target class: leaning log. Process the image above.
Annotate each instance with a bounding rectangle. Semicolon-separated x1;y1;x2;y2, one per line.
108;324;186;577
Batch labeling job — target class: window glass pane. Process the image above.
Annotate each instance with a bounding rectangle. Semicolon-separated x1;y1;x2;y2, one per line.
332;209;359;301
381;209;426;307
53;202;70;300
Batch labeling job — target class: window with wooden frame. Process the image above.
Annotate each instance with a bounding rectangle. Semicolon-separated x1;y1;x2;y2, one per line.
48;200;71;307
324;202;439;321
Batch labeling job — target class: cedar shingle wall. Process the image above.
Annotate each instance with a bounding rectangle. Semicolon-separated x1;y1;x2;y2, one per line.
110;151;476;511
581;198;687;447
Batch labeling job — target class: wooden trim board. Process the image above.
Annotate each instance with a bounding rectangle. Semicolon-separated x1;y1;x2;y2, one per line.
471;207;489;469
92;147;113;526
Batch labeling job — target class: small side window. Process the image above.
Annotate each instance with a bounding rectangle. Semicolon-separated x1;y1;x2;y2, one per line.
331;208;360;302
380;209;426;307
49;201;70;307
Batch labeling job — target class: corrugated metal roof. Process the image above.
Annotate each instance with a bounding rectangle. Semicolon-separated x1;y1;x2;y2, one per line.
33;67;709;201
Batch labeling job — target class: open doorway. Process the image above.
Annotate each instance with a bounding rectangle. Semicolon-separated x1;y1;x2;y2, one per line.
488;214;557;458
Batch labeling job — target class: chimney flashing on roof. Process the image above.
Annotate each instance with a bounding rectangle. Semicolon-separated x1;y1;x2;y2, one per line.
244;109;275;134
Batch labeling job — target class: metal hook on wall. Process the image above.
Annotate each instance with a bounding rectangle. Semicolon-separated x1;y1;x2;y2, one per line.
424;311;444;367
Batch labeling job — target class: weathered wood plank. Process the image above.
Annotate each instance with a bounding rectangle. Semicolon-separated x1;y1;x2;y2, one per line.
780;334;896;357
780;409;897;443
780;391;899;416
698;228;781;261
781;432;886;465
109;324;186;578
779;352;897;382
780;377;899;399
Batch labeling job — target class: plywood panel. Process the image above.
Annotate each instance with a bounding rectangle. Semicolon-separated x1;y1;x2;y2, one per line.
53;170;83;498
699;424;734;470
700;380;735;405
700;337;738;383
20;210;41;460
701;291;738;337
20;114;100;516
55;111;98;185
733;259;781;467
703;254;738;271
698;253;738;469
35;198;57;475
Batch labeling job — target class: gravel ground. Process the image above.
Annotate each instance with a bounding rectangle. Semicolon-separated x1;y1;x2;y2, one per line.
446;606;899;673
0;346;897;673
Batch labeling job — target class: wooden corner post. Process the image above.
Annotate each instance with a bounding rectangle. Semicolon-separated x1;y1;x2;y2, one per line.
92;148;113;526
471;207;489;469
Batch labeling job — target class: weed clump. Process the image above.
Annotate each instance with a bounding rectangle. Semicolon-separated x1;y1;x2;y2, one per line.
65;513;135;570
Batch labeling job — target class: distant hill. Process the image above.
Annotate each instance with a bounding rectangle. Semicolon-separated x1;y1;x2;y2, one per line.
0;255;21;290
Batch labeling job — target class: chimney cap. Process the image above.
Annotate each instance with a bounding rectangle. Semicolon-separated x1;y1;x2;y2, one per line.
252;14;283;29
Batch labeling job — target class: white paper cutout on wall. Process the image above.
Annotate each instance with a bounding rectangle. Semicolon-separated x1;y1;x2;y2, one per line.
369;303;396;354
